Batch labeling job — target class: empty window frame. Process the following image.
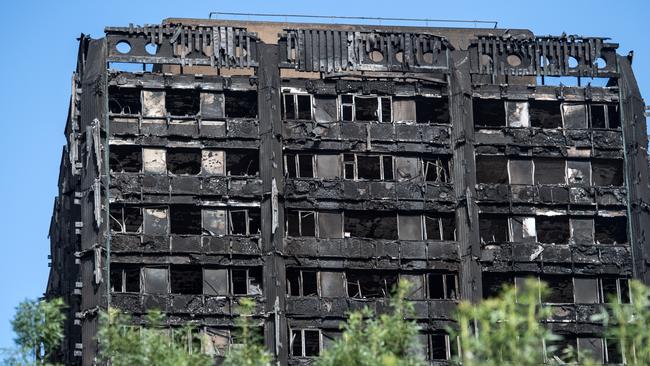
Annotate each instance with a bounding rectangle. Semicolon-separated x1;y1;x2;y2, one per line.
231;268;263;295
224;90;258;118
343;154;393;180
226;150;259;176
539;275;574;303
340;95;392;122
594;216;628;244
424;215;456;241
108;86;142;115
416;96;450;124
283;93;313;120
109;145;142;173
567;160;591;184
473;99;505;127
169;206;202;235
110;266;140;293
590;103;621;129
202;209;227;236
426;333;457;361
423;157;451;183
109;205;143;233
171;328;202;354
479;215;509;243
529;100;563;128
165;89;200;116
509;216;537;242
285;154;314;178
170;265;202;295
536;215;570;244
286;269;319;297
346;270;398;298
427;273;458;300
229;209;261;236
476;156;508;184
600;278;631;304
482;273;514;298
534;158;566;184
286;210;316;237
344;211;398;240
166;148;201;175
142;267;169;294
562;103;588;129
290;329;321;357
592;159;624;186
143;207;168;235
203;268;228;296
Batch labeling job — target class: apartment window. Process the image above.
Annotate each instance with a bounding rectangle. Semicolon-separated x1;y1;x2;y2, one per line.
482;273;514;298
600;278;631;304
594;216;628;244
347;270;398;298
143;267;169;294
226;150;259;176
340;95;392;122
143;208;168;235
534;158;566;184
424;215;456;241
166;148;201;175
202;209;227;236
231;268;263;295
428;273;458;300
562;103;588;129
344;211;397;240
203;328;231;356
509;216;536;242
110;266;140;293
343;154;393;180
590;104;621;129
109;86;141;115
109;145;142;173
224;90;258;118
567;160;591;184
109;206;143;233
229;209;261;236
286;210;316;237
592;159;624;186
285;154;314;178
476;156;508;184
530;100;562;128
171;328;202;355
201;150;225;175
426;333;457;361
546;335;577;363
473;99;505;127
536;216;570;244
170;265;202;295
142;90;166;117
315;155;341;178
203;268;228;296
578;338;604;363
423;158;450;183
416;96;450;124
287;269;318;297
165;89;200;116
540;275;574;303
398;215;423;241
142;148;166;174
479;215;509;243
291;329;321;357
283;93;312;120
506;101;530;127
317;211;344;239
170;206;202;235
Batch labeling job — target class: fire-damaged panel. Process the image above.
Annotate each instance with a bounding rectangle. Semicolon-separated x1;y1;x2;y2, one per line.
46;17;649;366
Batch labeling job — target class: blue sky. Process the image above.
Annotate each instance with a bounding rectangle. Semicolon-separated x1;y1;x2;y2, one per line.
0;0;647;350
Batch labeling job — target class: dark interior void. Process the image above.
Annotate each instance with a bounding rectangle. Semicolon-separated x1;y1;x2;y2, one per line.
286;269;318;296
291;329;321;357
473;99;505;127
109;86;142;114
479;215;508;243
231;267;263;295
165;89;200;116
170;265;202;294
547;335;577;363
591;104;621;129
346;270;398;298
482;273;514;298
109;205;143;233
536;216;570;244
285;154;314;178
594;217;628;244
110;266;140;293
357;155;382;179
283;94;312;120
109;145;142;173
476;156;508;184
534;158;565;184
416;96;449;124
602;278;631;303
354;96;379;121
428;273;457;299
425;215;456;241
226;150;259;176
423;158;450;183
166;148;201;175
286;211;316;237
230;209;261;235
344;211;397;239
225;90;258;118
529;100;562;128
428;333;450;360
592;159;624;186
541;275;574;303
170;205;201;234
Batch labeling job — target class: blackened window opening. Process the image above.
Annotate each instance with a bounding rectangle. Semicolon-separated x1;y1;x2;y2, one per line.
109;145;142;173
227;150;259;176
165;89;200;116
166;148;201;175
170;206;202;235
109;86;141;114
225;90;258;118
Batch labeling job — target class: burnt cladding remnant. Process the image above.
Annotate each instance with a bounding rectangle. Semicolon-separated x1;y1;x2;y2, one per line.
45;18;650;366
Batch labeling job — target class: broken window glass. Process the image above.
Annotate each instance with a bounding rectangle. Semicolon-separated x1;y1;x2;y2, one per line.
344;211;397;240
534;158;566;184
286;269;318;297
313;96;337;122
357;155;381;180
202;209;226;236
562;104;588;129
479;215;509;243
170;205;202;235
541;275;574;303
110;205;143;233
429;333;449;360
166;148;201;175
109;86;142;115
578;338;604;363
346;270;398;298
605;338;623;364
506;101;529;127
170;265;202;294
594;216;627;244
398;215;423;241
424;158;450;183
591;104;607;128
143;267;168;294
224;90;258;118
546;335;577;363
401;274;425;299
476;156;508;184
343;154;355;179
607;104;621;129
509;216;536;242
285;154;313;178
231;268;263;295
286;211;316;237
473;99;505;127
600;278;630;304
416;96;449;124
110;145;142;173
354;96;380;122
165;89;200;116
394;156;419;181
529;100;562;128
425;216;455;241
536;216;570;244
229;209;260;236
201;150;225;175
142;148;167;174
592;159;624;186
508;159;533;185
143;208;168;235
226;150;259;176
203;268;228;296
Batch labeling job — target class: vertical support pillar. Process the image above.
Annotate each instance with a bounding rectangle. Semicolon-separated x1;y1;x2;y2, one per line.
449;51;483;301
257;42;288;364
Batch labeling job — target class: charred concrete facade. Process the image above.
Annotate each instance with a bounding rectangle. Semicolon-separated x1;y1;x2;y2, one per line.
46;18;650;365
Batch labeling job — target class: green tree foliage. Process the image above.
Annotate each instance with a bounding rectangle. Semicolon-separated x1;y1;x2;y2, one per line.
316;279;426;366
596;279;650;365
97;308;212;366
222;298;273;366
4;298;66;365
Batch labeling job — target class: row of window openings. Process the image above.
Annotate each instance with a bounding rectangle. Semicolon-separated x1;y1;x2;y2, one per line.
287;269;457;300
282;93;450;124
285;153;451;183
484;275;631;305
287;210;456;241
476;156;624;186
474;99;621;129
108;87;258;118
109;206;260;236
109;145;259;176
479;215;627;245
